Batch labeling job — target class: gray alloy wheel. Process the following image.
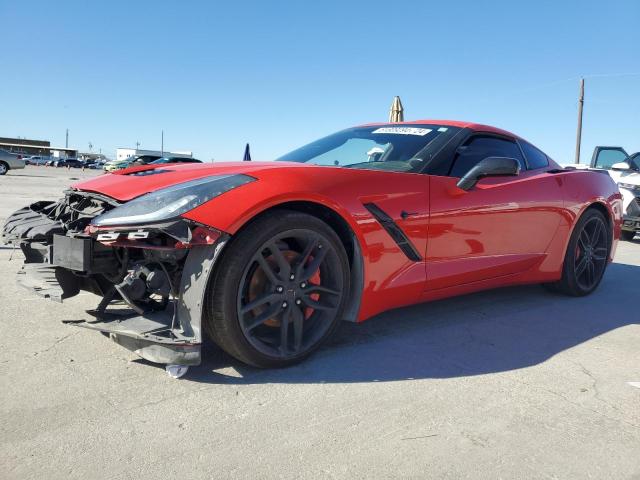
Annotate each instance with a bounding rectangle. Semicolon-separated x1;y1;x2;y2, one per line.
204;210;350;368
572;215;609;291
547;208;610;296
0;162;8;175
236;229;344;359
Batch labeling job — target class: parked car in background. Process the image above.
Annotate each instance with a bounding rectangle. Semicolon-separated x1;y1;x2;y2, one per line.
104;155;197;172
103;159;129;172
89;159;107;169
128;154;164;166
45;158;63;167
62;158;83;168
587;147;640;241
0;149;26;175
25;155;49;166
45;158;83;168
149;156;202;165
104;154;162;172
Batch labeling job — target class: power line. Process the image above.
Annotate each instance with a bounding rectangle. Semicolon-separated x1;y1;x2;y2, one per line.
582;72;640;79
483;72;640;102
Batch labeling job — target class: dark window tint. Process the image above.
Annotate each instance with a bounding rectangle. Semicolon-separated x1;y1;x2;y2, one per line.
450;136;524;178
520;141;549;169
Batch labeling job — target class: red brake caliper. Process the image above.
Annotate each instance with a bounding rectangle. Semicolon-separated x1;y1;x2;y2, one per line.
305;263;321;320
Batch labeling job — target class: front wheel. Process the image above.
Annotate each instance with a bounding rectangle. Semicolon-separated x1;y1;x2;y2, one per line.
0;162;8;175
204;210;350;368
548;208;610;296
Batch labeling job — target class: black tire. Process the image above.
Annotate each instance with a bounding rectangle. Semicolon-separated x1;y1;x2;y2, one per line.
0;162;8;175
620;230;637;242
548;208;610;296
204;210;350;368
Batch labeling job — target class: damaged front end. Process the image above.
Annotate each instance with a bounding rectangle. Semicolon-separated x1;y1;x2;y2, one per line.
2;189;228;369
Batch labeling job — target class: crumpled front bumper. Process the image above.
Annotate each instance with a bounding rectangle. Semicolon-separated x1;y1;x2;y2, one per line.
3;199;227;367
67;242;226;366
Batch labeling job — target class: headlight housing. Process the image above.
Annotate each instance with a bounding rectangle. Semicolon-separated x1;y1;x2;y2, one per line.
91;174;255;227
619;182;638;191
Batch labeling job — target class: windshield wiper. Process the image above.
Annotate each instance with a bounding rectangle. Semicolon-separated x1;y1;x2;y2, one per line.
342;160;386;168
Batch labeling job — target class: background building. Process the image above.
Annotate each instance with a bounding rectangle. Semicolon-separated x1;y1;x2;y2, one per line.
0;137;78;158
116;148;193;161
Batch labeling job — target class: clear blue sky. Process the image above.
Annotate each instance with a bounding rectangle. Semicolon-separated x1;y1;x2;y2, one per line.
2;0;638;163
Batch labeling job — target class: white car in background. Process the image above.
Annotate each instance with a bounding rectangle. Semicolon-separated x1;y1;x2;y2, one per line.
585;147;640;241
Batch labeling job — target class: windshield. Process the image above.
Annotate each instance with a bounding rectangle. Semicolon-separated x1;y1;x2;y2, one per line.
277;124;460;172
628;153;640;170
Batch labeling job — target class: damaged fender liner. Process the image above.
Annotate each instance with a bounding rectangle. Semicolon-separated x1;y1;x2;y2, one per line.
65;238;229;366
4;194;231;367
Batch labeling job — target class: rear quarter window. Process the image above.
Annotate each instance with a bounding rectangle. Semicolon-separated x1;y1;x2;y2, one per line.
520;141;549;170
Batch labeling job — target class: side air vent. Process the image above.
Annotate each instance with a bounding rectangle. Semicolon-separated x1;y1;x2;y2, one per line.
363;203;422;261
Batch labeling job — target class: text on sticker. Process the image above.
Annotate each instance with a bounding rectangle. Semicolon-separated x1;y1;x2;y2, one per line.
371;127;433;136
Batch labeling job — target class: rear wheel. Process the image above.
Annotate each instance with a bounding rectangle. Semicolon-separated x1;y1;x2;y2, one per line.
204;210;350;368
0;162;8;175
621;230;636;242
549;208;610;296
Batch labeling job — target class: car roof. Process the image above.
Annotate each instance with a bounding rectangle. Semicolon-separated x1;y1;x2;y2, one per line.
357;119;520;139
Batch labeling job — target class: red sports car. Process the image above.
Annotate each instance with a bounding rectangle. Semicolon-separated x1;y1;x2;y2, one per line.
2;120;623;374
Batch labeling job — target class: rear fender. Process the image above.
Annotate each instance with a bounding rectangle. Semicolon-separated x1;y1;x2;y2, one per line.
559;170;623;261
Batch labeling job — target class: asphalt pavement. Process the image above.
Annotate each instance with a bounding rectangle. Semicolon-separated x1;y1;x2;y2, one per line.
1;166;639;479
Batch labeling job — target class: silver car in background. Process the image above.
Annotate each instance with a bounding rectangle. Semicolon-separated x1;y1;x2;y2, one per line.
0;149;26;175
24;155;50;166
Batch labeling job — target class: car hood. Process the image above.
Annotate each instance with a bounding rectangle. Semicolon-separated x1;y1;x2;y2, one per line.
72;161;308;201
609;169;640;187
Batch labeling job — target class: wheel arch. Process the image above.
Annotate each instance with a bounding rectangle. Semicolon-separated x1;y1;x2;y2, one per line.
212;200;365;323
585;201;612;230
566;200;616;262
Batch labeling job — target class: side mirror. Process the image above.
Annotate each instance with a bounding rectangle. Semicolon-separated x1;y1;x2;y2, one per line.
611;162;630;171
457;157;520;191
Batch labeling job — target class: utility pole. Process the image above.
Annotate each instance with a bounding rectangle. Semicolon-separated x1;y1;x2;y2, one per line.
65;129;69;148
574;78;585;164
161;130;164;156
135;141;140;151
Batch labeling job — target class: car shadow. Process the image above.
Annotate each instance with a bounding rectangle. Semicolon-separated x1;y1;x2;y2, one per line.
6;173;53;178
149;263;640;384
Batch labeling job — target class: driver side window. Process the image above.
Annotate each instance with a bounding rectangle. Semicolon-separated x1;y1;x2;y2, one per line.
449;136;524;178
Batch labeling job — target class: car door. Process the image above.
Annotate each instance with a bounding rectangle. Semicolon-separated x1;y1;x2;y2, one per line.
590;146;628;169
425;133;564;291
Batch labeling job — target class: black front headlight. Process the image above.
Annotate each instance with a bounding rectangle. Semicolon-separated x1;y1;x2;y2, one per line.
91;174;255;227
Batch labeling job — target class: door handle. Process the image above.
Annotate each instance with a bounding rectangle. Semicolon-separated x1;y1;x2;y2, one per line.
400;210;418;220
